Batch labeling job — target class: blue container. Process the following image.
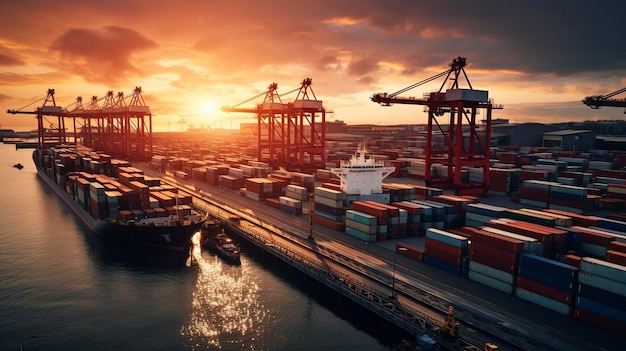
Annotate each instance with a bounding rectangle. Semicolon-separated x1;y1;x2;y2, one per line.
596;217;626;233
519;253;578;279
313;210;344;222
578;283;626;311
549;190;585;202
346;210;377;226
413;201;445;220
424;254;461;275
461;256;470;278
517;265;575;293
576;296;626;324
560;226;583;251
466;203;507;217
314;202;345;215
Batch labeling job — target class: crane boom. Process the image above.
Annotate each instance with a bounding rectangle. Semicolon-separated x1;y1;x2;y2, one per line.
582;87;626;110
371;56;469;106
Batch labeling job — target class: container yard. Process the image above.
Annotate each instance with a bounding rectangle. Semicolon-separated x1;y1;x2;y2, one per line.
5;64;626;350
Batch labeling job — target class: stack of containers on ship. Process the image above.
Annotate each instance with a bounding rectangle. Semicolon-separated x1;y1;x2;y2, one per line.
312;186;346;232
424;228;469;277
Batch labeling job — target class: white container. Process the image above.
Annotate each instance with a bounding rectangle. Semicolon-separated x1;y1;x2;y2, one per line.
515;288;572;315
469;261;514;285
469;270;513;294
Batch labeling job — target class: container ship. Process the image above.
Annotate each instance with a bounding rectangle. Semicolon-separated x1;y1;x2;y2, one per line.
33;146;206;253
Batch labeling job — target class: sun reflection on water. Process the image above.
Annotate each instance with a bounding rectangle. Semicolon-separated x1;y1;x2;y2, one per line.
182;233;269;350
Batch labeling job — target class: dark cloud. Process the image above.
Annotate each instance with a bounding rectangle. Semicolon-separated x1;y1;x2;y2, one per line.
49;26;157;84
0;53;25;66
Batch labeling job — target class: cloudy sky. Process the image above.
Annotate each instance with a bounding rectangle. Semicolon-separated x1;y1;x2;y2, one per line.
1;0;625;131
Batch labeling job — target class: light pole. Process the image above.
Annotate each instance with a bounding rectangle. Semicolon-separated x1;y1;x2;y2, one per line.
390;246;407;299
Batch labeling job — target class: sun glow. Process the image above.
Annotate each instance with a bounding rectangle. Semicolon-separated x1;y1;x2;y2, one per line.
201;101;218;115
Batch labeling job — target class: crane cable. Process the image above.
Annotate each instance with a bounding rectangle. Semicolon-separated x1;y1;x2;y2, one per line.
9;94;49;113
388;69;452;98
603;87;626;99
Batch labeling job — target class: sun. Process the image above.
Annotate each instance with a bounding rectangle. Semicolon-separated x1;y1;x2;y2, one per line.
200;101;218;115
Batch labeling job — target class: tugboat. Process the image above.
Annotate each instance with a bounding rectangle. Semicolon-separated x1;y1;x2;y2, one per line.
13;163;23;169
202;223;240;264
215;232;241;264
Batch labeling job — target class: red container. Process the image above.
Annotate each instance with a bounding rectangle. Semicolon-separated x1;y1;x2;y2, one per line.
391;202;422;215
574;308;625;336
544;209;599;227
608;240;626;254
352;201;388;219
425;238;462;265
484;219;553;244
471;250;516;274
471;229;525;253
605;250;626;266
516;276;573;305
562;254;582;268
312;214;345;232
573;226;615;246
364;201;400;216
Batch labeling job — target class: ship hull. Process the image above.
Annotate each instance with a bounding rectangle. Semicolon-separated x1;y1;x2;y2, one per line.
36;155;202;253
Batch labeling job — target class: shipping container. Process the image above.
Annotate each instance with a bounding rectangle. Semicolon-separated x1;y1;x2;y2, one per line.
515;287;572;315
425;228;469;249
580;257;626;282
468;270;514;294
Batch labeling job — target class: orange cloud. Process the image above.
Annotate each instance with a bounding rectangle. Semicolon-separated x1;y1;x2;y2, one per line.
49;26;157;85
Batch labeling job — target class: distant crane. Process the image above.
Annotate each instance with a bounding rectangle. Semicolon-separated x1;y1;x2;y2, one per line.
372;57;502;196
582;88;626;113
6;87;153;160
222;79;327;171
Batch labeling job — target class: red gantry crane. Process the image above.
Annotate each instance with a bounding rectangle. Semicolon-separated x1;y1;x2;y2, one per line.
7;87;153;160
582;87;626;113
372;57;502;196
222;78;326;171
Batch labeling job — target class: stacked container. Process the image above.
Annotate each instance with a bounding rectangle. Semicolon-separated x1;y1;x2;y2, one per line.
549;183;590;214
312;186;346;232
424;228;469;276
278;196;302;215
467;228;525;294
285;184;308;202
488;168;520;196
575;257;626;335
351;201;390;240
464;203;508;228
516;253;577;315
363;201;407;239
413;200;446;232
391;201;425;236
483;218;568;258
518;180;554;208
345;210;377;242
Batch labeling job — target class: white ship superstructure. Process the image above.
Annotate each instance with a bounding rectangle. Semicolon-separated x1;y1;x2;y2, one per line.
331;145;395;195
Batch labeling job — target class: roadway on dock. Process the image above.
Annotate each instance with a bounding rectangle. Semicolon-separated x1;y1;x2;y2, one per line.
138;164;623;351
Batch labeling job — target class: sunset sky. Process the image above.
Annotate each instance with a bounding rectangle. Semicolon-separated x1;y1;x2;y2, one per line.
1;1;625;132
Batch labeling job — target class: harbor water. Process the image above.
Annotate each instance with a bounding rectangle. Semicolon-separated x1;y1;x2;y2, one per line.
0;143;395;351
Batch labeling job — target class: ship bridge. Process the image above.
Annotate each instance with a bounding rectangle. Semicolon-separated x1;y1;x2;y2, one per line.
331;145;395;195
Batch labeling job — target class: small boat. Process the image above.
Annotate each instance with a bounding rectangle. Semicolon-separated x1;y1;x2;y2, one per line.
215;233;241;263
13;163;23;169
